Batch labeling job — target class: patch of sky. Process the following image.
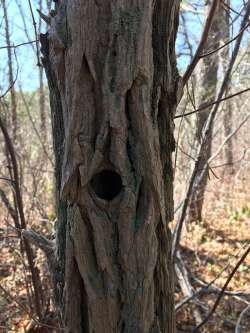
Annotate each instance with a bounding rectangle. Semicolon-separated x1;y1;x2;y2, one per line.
0;0;248;93
0;0;49;93
176;0;249;74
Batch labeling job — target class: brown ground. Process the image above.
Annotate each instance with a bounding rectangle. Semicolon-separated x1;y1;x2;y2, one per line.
0;178;250;333
174;175;250;333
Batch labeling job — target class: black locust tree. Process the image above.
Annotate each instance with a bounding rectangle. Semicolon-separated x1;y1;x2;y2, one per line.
30;1;182;332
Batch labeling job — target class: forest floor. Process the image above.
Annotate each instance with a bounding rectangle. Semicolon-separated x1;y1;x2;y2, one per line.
174;179;250;333
0;185;250;332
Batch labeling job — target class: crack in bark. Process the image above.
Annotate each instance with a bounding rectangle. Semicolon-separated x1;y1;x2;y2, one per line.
42;1;180;331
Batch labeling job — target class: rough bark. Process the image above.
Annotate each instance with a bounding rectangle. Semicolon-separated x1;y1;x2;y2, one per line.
42;1;181;332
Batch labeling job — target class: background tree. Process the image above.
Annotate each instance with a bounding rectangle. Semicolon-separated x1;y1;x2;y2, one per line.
2;0;17;141
222;0;234;173
187;0;231;222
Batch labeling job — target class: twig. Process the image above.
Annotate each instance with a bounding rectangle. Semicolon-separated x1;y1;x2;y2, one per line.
0;40;37;51
19;88;54;166
192;113;250;193
182;0;219;85
192;244;250;333
221;0;244;17
0;187;16;221
193;277;250;304
37;9;51;25
22;229;54;257
0;283;60;330
175;251;203;324
27;0;41;66
174;87;250;119
210;148;249;169
208;113;250;163
0;48;19;99
235;304;250;333
172;0;250;261
0;114;43;318
200;21;250;58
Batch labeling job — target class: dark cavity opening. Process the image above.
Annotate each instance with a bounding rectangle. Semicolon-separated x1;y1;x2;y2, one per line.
90;170;122;201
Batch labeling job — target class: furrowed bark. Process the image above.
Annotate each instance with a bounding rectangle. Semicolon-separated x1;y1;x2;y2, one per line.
42;1;181;332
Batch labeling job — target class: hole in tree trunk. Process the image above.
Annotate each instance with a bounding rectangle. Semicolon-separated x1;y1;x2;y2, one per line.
90;170;122;201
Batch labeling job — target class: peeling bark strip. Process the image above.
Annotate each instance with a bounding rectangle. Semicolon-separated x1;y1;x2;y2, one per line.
42;1;180;332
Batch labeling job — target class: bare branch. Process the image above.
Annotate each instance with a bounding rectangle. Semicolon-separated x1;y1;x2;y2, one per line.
172;1;250;261
37;9;51;25
27;0;41;66
200;21;250;58
192;245;250;333
0;48;19;100
182;0;219;85
19;89;54;166
22;229;54;257
235;304;250;333
0;114;43;318
0;283;60;330
0;40;37;51
174;87;250;119
208;113;250;163
0;187;16;221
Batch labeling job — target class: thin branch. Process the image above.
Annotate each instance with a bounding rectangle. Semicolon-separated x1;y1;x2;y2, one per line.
176;239;249;321
22;229;54;257
0;48;19;99
200;21;250;58
192;245;250;333
222;0;245;17
182;0;219;85
0;40;37;51
15;0;36;53
208;113;250;163
0;114;43;318
172;0;250;261
0;187;16;221
37;9;51;25
235;304;250;333
19;89;54;166
180;12;194;59
27;0;41;66
174;87;250;119
174;80;197;178
194;277;250;304
210;148;249;169
0;283;60;330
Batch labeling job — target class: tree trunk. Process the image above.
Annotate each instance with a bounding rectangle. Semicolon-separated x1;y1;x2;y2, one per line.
222;0;234;174
38;0;47;142
223;95;233;171
42;1;181;332
188;0;223;222
2;0;17;141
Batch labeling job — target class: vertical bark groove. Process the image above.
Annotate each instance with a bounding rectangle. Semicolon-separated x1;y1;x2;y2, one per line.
42;1;181;332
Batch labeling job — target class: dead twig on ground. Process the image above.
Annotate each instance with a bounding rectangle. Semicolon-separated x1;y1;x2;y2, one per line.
192;244;250;332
